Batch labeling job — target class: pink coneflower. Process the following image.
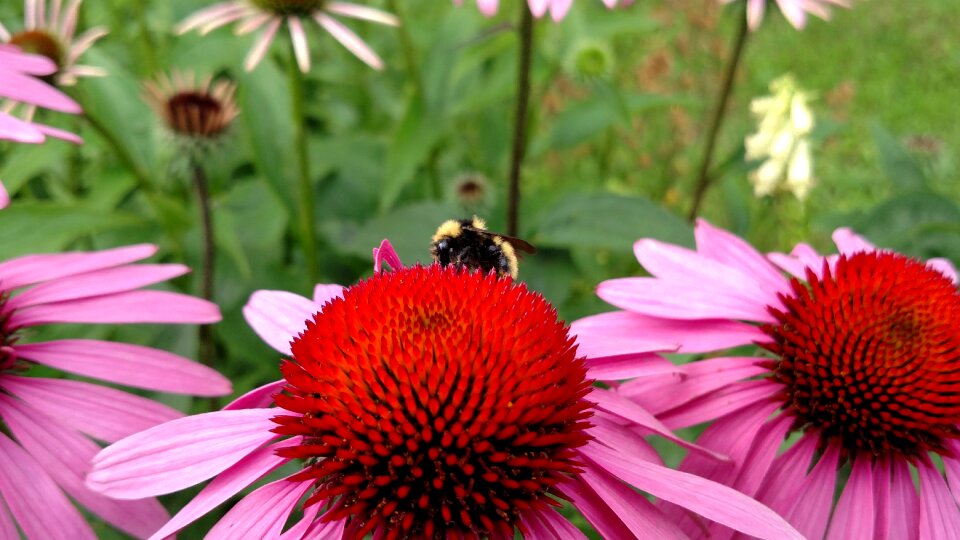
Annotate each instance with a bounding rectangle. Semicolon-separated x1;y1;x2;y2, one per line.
725;0;852;31
0;44;82;208
456;0;629;22
0;243;230;538
176;1;398;72
0;0;108;86
88;241;801;540
573;219;960;538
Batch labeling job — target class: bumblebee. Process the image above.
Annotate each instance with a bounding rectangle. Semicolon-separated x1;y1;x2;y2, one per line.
430;216;536;279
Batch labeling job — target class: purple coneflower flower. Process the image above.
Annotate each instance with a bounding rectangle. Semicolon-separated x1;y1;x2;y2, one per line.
573;219;960;538
0;44;82;208
0;244;230;538
87;241;801;540
0;0;108;86
176;1;398;72
724;0;851;31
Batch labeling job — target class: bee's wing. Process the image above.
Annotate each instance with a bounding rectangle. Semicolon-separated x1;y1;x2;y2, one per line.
462;226;537;255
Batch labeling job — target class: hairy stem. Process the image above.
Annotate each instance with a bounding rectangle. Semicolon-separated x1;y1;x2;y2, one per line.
287;36;319;284
507;3;535;237
687;10;749;221
190;159;216;367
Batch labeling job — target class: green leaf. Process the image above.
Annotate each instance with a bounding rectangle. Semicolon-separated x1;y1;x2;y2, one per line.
323;201;458;265
856;191;960;261
379;94;444;212
532;192;693;251
238;64;296;214
0;142;71;194
870;122;927;191
0;203;144;258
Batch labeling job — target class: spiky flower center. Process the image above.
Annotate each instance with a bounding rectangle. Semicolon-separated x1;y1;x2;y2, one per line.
251;0;326;15
763;252;960;459
165;91;228;138
273;265;593;539
10;30;64;69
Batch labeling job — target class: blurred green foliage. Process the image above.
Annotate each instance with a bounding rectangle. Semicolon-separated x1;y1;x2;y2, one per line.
0;0;957;536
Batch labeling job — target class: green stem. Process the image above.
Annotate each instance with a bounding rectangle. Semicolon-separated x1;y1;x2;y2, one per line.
507;3;535;237
191;159;220;411
687;8;749;221
287;36;319;284
133;2;159;76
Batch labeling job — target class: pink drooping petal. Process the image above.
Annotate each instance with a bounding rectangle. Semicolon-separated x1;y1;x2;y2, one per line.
225;379;285;410
832;227;875;254
0;434;95;540
944;451;960;508
32;121;82;143
695;219;792;294
207;476;313;540
634;238;782;307
0;46;56;75
573;310;765;356
278;503;320;540
780;444;840;540
314;13;384;70
372;239;404;273
826;456;874;539
659;379;778;429
476;0;500;16
726;413;792;497
589;413;663;465
4;376;183;443
0;111;45;143
524;508;588;540
755;434;818;517
60;0;82;41
583;443;804;540
918;463;960;539
928;257;959;284
890;458;920;540
0;181;7;209
88;408;280;499
12;290;221;326
874;460;891;540
0;244;156;293
150;439;296;540
578;456;686;538
620;356;768;415
775;0;809;28
287;16;311;72
312;283;344;305
301;516;346;540
549;0;574;21
244;17;282;71
0;395;168;538
560;474;638;540
326;3;399;26
597;277;775;322
0;500;16;539
0;71;81;113
6;263;190;309
585;352;679;382
746;0;765;30
243;289;320;354
64;27;108;66
175;1;249;34
590;389;729;462
16;339;231;396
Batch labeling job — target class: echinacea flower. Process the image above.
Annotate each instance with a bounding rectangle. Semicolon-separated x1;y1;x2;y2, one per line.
725;0;852;31
573;219;960;538
88;241;802;540
745;74;815;201
176;1;398;72
0;45;82;208
0;0;108;86
0;244;230;538
456;0;630;22
144;70;239;141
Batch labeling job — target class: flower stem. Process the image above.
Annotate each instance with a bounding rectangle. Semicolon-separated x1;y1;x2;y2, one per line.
687;9;749;221
286;36;319;284
190;159;216;372
507;2;535;237
387;0;421;94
